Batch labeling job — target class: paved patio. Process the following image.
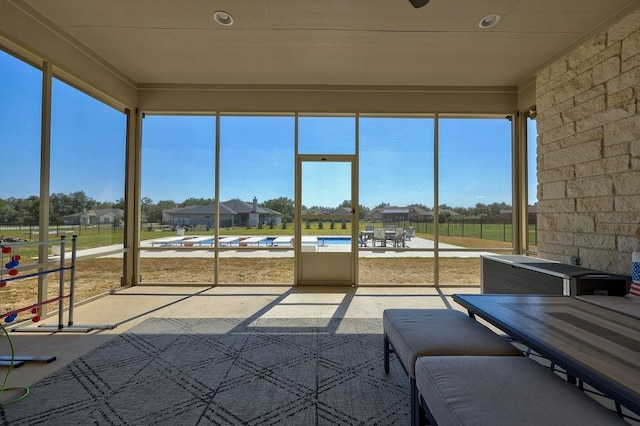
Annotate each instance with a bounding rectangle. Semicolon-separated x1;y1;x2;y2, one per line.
133;236;496;258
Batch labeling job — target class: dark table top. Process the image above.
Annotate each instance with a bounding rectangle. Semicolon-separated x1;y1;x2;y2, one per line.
453;294;640;415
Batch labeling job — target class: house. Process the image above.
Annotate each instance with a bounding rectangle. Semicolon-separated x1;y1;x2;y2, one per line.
63;208;124;225
165;198;282;228
368;206;433;223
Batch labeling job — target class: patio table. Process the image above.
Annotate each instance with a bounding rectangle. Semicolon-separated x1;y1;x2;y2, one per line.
453;294;640;416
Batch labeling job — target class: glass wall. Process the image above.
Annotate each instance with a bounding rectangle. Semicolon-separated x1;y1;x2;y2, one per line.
0;50;43;320
438;117;513;284
218;115;295;284
298;114;355;238
139;115;216;284
0;50;129;322
50;78;127;301
526;115;538;253
1;45;527;299
298;115;355;156
359;116;435;285
136;113;515;287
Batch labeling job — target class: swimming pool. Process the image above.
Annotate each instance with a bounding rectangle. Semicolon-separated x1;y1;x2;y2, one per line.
152;236;354;247
318;237;351;246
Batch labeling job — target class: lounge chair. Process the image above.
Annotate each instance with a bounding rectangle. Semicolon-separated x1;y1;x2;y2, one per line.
150;236;191;246
239;236;266;246
218;236;239;246
301;236;318;251
181;236;213;246
272;236;293;246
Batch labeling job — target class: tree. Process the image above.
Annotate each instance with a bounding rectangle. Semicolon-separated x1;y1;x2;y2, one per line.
140;197;155;223
147;200;179;224
112;197;125;210
0;199;18;224
408;203;430;211
358;204;370;220
49;191;96;224
260;197;294;221
180;197;213;207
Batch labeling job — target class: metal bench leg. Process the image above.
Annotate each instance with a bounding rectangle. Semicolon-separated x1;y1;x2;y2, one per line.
418;393;433;426
615;402;623;417
411;376;420;426
384;334;390;373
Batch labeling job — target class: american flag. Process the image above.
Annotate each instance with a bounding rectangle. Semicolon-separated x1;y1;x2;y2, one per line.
630;261;640;299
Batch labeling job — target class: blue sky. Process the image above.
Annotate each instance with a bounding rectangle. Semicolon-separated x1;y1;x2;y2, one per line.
1;50;537;210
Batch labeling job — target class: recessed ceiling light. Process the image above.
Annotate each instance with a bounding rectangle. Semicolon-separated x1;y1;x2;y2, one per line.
479;14;501;29
213;10;233;27
408;0;430;8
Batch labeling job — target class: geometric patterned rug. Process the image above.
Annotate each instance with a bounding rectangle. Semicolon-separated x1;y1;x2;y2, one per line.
0;318;409;425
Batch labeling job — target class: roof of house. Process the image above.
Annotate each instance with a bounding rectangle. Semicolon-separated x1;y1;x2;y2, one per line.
333;207;352;215
409;206;431;216
381;207;410;214
64;208;124;218
168;200;282;216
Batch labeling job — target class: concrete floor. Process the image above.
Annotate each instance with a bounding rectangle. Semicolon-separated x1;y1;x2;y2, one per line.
1;284;481;392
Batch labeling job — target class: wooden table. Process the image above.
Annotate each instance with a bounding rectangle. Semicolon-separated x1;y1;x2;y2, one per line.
453;294;640;416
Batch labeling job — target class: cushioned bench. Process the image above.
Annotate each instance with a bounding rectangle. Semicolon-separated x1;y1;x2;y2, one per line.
383;309;523;425
415;356;627;425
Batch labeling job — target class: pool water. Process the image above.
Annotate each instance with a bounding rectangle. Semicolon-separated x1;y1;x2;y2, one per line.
318;237;351;245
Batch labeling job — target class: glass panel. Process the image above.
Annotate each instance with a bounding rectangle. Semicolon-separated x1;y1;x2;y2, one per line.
49;78;126;302
302;161;351;219
526;116;538;252
301;161;352;254
358;116;434;285
0;51;42;321
298;115;355;155
140;115;215;283
438;117;513;285
218;115;294;284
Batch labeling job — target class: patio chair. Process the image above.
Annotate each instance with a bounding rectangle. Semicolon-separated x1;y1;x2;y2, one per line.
406;226;414;241
392;227;405;247
372;227;386;247
361;225;374;246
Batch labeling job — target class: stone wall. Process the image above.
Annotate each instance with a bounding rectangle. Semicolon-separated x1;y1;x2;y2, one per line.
535;9;640;275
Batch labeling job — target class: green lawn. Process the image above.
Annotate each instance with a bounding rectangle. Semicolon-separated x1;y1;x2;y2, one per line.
0;220;537;260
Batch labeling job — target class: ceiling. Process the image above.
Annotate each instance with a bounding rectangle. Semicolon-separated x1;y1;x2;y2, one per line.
17;0;640;88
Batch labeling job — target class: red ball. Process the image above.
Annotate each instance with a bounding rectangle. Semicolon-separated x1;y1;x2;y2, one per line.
31;308;38;314
1;247;11;254
0;282;6;288
31;316;41;323
12;255;20;261
8;269;18;276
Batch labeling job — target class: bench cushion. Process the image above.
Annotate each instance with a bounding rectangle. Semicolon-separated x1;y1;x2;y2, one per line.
415;356;626;426
383;309;522;377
